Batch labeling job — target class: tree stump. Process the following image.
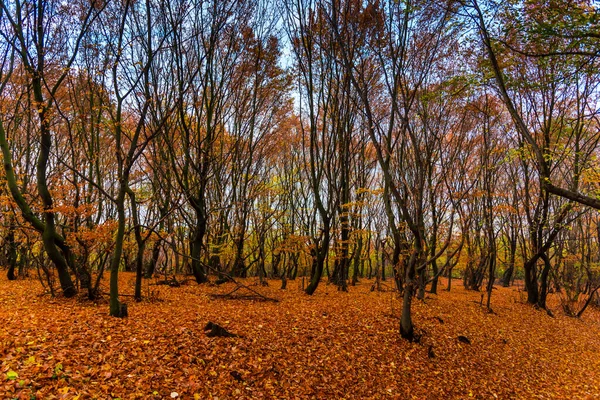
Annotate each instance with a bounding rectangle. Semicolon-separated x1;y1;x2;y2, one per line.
204;322;238;338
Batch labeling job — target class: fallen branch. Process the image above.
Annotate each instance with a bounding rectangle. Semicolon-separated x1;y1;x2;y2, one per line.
142;228;280;303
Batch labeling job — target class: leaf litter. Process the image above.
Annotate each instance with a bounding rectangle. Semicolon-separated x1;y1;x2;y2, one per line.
1;273;600;399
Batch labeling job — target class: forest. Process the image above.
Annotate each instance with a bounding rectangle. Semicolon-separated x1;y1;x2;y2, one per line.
1;0;600;397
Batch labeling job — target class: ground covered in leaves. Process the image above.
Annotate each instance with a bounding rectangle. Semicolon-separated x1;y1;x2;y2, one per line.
1;274;600;399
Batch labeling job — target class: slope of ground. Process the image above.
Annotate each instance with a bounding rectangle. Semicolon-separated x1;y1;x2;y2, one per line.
1;274;600;399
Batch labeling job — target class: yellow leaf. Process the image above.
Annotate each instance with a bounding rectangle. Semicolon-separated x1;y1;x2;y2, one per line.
58;387;70;394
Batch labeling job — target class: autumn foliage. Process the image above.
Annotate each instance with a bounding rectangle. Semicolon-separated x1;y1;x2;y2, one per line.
2;0;600;397
2;273;600;399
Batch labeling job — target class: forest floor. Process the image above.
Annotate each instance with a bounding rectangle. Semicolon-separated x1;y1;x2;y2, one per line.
1;274;600;399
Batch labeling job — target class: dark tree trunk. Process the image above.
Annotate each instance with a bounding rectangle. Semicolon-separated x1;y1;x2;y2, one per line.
400;280;415;340
502;266;513;287
7;264;16;281
272;252;281;278
6;230;17;281
400;250;419;341
190;219;208;284
417;270;426;300
380;247;386;281
232;228;247;278
306;227;330;295
537;253;552;309
392;239;404;291
288;253;299;279
351;236;362;286
524;256;540;305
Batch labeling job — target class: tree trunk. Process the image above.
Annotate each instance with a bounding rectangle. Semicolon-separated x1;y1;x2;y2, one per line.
306;227;330;295
351;236;362;286
486;250;496;311
537;253;552;309
190;217;208;284
400;280;415;340
400;249;420;341
145;240;161;279
6;229;17;281
380;247;386;281
110;192;127;317
417;270;426;300
524;256;540;305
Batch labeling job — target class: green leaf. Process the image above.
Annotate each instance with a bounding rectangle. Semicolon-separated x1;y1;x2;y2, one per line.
6;370;18;380
54;363;63;375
